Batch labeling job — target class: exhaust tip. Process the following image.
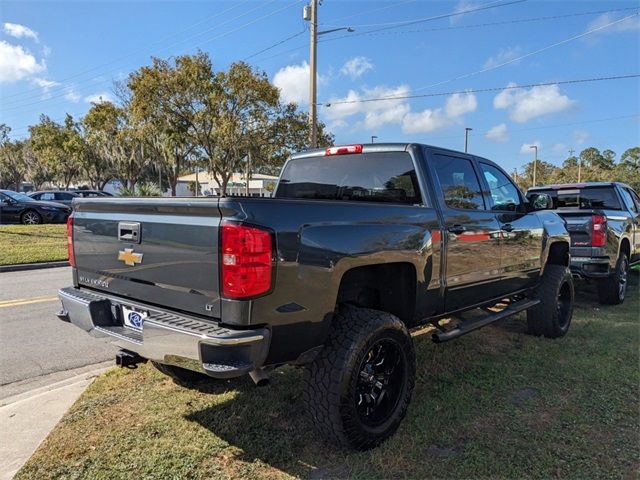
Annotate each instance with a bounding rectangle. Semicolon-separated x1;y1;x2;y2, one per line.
249;368;270;387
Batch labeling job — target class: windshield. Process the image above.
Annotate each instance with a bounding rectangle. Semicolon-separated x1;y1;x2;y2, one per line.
3;191;34;202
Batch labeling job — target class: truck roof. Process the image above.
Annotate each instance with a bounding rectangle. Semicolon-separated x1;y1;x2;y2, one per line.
289;143;487;161
528;181;633;191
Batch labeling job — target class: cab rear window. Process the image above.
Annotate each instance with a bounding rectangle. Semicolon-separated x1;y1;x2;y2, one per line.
535;187;622;210
276;152;424;205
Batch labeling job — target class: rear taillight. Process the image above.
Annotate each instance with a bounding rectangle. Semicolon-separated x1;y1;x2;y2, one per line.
591;214;607;247
221;223;272;299
66;215;75;267
325;144;363;156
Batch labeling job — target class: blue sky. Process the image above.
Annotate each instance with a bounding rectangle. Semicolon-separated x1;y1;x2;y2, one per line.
1;0;638;172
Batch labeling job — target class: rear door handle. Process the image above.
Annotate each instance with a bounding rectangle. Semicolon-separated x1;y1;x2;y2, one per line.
448;224;466;235
501;223;514;232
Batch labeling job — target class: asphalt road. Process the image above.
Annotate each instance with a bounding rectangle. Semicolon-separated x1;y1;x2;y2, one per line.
0;267;116;397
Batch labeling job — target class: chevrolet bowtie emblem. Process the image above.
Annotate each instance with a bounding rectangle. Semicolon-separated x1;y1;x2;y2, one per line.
118;248;143;266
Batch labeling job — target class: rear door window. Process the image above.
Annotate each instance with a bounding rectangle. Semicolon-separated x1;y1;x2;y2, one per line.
40;192;55;201
55;192;74;201
276;152;424;205
432;154;485;210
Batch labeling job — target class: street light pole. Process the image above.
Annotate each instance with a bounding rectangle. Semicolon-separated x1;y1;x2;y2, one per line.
464;127;472;153
307;0;318;149
530;145;538;187
371;135;378;143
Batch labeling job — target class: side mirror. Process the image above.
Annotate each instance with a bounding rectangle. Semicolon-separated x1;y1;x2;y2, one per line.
528;193;553;210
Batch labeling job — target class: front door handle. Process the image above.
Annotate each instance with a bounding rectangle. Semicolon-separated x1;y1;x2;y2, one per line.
448;224;466;235
501;223;514;232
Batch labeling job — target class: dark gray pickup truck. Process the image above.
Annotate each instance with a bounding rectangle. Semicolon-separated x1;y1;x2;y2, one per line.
527;182;640;304
58;143;573;450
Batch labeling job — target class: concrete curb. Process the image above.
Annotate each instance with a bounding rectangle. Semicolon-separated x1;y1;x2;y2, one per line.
0;261;69;273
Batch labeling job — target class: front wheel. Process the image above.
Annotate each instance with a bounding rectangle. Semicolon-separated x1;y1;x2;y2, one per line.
527;264;574;338
21;210;42;225
303;306;416;450
597;252;629;305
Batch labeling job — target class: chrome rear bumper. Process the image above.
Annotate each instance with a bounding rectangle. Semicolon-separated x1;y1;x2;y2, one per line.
57;287;270;378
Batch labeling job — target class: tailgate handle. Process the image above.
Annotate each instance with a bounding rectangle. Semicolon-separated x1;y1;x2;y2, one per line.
118;222;141;243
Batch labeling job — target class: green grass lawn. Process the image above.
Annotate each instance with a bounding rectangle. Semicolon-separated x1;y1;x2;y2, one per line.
16;276;639;479
0;224;67;265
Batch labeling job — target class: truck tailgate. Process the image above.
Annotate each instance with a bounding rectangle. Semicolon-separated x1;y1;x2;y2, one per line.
556;210;594;247
72;197;222;319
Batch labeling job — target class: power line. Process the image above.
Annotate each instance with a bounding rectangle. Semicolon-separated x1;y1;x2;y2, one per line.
244;29;307;61
1;0;304;112
321;12;640;106
0;0;253;103
322;74;640;106
249;0;525;64
321;0;526;28
319;6;640;42
319;0;418;25
248;6;638;65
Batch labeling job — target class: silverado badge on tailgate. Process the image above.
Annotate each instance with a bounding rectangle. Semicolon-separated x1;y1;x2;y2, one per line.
117;248;143;266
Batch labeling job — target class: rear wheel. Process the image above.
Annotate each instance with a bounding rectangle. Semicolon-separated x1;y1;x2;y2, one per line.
527;265;574;338
303;306;415;450
21;210;42;225
597;252;629;305
151;361;212;385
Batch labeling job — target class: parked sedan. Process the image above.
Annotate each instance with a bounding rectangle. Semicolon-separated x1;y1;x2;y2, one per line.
28;190;79;207
0;190;71;225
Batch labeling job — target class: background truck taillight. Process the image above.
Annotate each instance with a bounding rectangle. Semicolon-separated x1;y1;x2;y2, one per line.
221;223;273;299
591;214;607;247
66;215;75;267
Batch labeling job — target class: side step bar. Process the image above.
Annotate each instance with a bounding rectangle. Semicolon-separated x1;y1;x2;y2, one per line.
432;298;540;343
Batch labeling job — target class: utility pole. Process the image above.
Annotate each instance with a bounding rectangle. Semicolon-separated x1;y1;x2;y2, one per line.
530;145;538;187
307;0;318;149
194;167;199;197
305;3;353;149
569;148;581;182
464;127;472;153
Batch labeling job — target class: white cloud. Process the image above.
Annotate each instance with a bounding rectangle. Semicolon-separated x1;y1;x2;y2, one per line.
402;108;450;134
31;76;59;98
483;46;522;69
0;40;45;82
493;83;575;123
340;56;373;80
451;1;480;25
84;92;113;104
573;130;589;145
586;12;640;35
324;85;476;134
445;92;477;117
272;62;327;105
485;123;509;143
520;141;541;155
3;22;39;42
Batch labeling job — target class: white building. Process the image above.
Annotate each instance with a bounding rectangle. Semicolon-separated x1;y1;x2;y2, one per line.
176;172;279;197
